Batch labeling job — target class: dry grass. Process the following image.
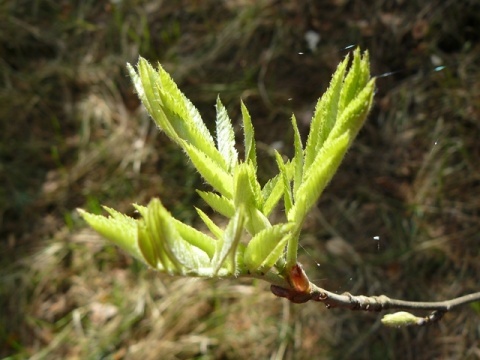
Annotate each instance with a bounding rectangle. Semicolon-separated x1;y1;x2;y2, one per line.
1;0;479;359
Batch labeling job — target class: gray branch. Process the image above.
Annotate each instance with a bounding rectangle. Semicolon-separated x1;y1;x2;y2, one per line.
308;284;480;311
270;282;480;326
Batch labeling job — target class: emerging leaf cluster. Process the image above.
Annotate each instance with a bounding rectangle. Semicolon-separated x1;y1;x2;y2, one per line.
79;49;375;283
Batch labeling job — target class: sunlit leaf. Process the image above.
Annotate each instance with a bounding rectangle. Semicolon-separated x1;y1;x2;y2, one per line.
304;54;350;173
241;101;257;168
131;60;179;143
233;162;262;209
137;219;166;270
338;47;363;114
195;207;223;239
144;199;211;275
291;114;303;197
275;151;293;215
328;79;375;146
128;58;227;171
213;206;245;274
261;174;281;216
216;96;238;171
234;163;269;234
78;207;141;260
244;223;294;272
84;49;375;282
183;142;233;198
291;133;349;223
245;207;271;236
197;191;235;218
156;63;213;145
172;218;216;259
262;161;294;217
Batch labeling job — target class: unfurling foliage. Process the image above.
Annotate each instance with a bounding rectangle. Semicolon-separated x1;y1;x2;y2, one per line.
78;48;375;286
78;49;480;327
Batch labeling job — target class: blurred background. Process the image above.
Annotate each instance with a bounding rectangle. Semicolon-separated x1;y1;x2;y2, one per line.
1;0;479;359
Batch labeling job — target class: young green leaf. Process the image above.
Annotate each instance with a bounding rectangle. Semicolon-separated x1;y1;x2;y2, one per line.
195;207;223;239
143;199;211;275
275;151;293;215
291;114;304;197
147;204;182;272
163;107;228;168
172;218;216;259
233;162;262;209
143;200;179;272
327;79;375;147
83;49;376;282
130;60;180;144
291;133;350;224
261;174;282;217
304;54;350;173
247;161;263;210
338;47;363;114
291;49;375;227
358;51;371;93
132;203;147;217
197;191;235;218
213;206;245;274
137;218;168;270
183;141;233;198
241;101;257;168
78;207;142;261
245;207;271;236
234;163;270;234
262;160;294;217
244;223;294;272
215;96;238;171
156;63;212;144
128;58;227;171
